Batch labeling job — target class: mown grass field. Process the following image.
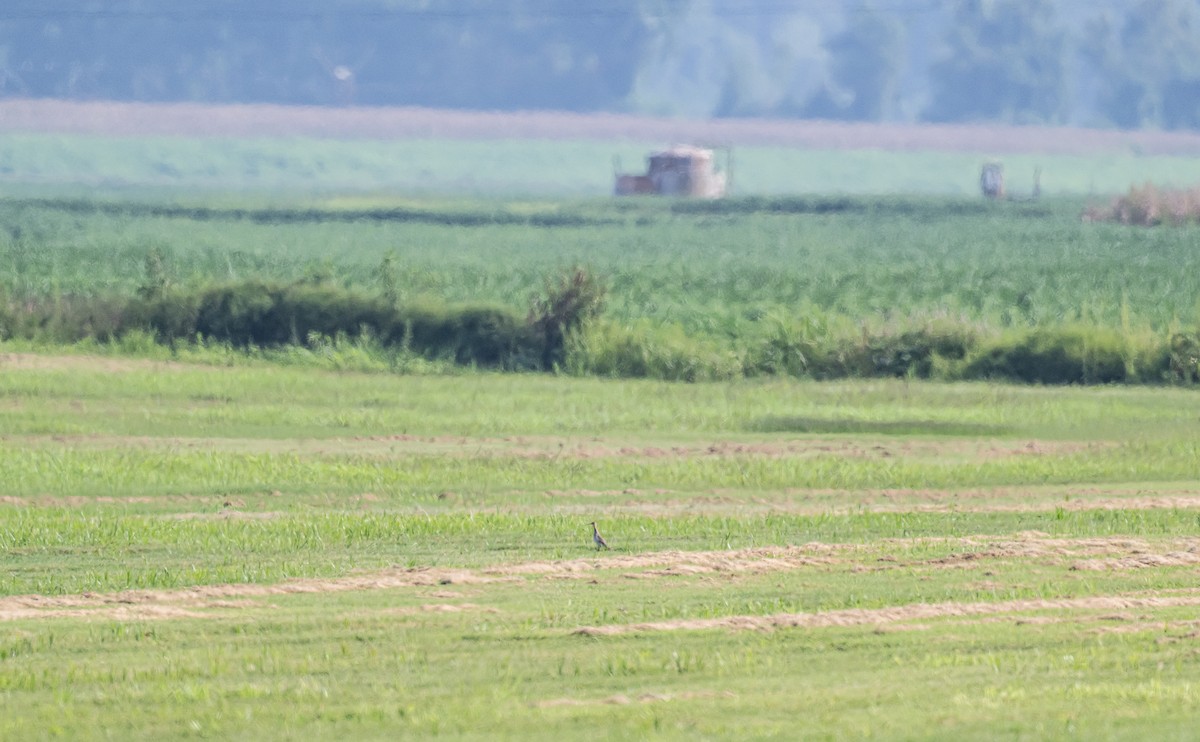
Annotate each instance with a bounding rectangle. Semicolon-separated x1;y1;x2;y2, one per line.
4;353;1200;739
4;106;1200;738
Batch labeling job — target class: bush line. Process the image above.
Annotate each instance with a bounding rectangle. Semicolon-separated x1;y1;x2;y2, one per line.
1;275;1198;385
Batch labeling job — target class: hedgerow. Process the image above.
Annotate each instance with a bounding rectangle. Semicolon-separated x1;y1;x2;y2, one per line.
2;272;1199;385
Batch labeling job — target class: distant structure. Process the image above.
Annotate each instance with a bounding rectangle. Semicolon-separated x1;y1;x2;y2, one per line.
614;145;728;198
980;161;1005;199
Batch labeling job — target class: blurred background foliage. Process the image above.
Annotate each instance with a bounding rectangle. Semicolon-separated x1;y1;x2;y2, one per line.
3;0;1200;130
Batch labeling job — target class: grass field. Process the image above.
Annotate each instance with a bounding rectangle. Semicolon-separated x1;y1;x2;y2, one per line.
5;191;1200;350
5;100;1200;198
6;131;1200;198
5;102;1200;738
3;353;1200;739
6;102;1200;347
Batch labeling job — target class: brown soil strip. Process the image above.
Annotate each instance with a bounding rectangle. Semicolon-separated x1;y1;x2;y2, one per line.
165;510;287;521
7;488;1198;517
0;353;185;374
1070;551;1200;571
572;594;1200;637
6;99;1200;156
0;568;514;622
0;494;233;508
0;604;211;622
910;533;1200;571
582;489;1200;519
1;430;1107;462
534;690;735;709
374;603;498;616
870;495;1200;516
481;545;840;578
1094;618;1200;637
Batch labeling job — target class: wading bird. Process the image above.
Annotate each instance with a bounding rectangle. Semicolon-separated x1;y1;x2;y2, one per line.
589;521;609;551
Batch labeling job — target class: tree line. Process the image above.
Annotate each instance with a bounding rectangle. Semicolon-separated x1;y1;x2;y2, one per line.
2;0;1199;130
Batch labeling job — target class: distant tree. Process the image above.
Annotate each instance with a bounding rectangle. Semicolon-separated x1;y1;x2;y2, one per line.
628;0;739;117
1085;0;1200;129
411;0;658;111
633;2;839;119
805;6;905;121
0;0;662;112
924;0;1066;124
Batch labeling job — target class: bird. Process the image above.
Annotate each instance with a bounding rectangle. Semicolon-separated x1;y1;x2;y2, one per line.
589;521;609;551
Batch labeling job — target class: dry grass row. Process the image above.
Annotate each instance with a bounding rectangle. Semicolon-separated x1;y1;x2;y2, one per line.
1084;183;1200;225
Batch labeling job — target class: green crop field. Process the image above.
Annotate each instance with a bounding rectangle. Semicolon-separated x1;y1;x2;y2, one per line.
5;191;1200;329
5;187;1200;387
4;356;1200;739
4;112;1200;738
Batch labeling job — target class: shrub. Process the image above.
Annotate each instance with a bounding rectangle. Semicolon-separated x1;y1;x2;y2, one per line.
527;267;606;369
743;313;825;377
9;294;127;344
1083;183;1200;226
271;283;394;346
824;325;975;380
121;280;536;369
194;281;277;346
565;320;742;382
744;317;976;380
1160;332;1200;384
963;325;1128;384
123;289;201;343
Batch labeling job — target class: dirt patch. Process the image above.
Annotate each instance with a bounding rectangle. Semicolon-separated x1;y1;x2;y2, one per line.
533;690;735;709
912;533;1200;570
891;495;1200;516
595;438;1105;462
1094;618;1200;637
1070;551;1200;571
0;604;211;622
426;590;466;599
0;493;231;508
375;603;498;616
6;99;1200;156
166;510;288;521
600;487;1200;519
572;593;1200;636
856;485;1200;514
0;567;517;622
481;545;840;580
0;353;184;375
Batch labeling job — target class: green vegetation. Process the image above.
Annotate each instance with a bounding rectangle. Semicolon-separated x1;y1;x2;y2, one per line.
6;132;1200;197
3;357;1200;738
3;140;1200;736
7;1;1200;131
4;190;1200;384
